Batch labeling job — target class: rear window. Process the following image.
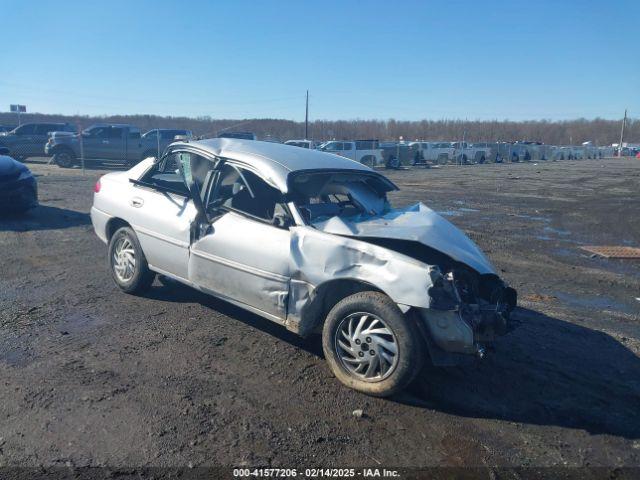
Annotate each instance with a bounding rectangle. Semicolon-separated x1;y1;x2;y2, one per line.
355;140;378;150
108;127;124;138
160;130;187;139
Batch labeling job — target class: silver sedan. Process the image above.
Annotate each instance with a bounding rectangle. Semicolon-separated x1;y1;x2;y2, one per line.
91;138;517;397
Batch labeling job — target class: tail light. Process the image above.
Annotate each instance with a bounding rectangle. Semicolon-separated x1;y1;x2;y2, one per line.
94;178;101;193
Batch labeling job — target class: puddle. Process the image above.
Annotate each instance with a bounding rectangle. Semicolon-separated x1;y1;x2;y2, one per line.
543;226;571;236
58;313;107;335
437;207;480;217
437;210;462;217
508;213;551;222
554;291;635;314
0;347;32;367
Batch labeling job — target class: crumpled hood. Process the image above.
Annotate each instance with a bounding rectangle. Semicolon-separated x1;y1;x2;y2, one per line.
311;202;496;274
0;155;28;177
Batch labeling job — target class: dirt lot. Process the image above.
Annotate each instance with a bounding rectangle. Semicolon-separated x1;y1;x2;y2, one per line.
1;157;639;474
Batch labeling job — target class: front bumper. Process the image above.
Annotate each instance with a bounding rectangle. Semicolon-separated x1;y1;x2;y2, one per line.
416;281;517;365
0;177;38;211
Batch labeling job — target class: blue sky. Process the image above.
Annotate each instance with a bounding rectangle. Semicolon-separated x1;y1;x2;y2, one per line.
1;0;638;121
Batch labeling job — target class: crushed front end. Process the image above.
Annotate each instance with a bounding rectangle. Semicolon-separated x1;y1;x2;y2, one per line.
416;265;517;365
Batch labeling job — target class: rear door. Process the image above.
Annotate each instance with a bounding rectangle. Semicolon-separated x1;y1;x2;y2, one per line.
103;126;126;160
127;152;198;280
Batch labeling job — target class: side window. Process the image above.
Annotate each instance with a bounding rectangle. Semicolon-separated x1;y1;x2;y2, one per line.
129;130;141;139
343;143;353;150
140;153;189;196
108;127;124;139
91;127;109;138
210;164;284;222
16;124;36;135
34;125;50;135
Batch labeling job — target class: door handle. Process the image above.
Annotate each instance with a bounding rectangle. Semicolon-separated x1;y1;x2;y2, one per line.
130;197;144;208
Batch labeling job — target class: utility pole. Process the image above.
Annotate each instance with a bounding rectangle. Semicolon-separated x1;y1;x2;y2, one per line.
618;109;627;157
305;90;309;140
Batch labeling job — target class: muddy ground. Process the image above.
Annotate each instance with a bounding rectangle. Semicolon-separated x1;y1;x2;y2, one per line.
0;157;639;474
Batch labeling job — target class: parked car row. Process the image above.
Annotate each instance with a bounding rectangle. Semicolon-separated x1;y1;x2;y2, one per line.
0;122;193;168
283;138;614;168
0;121;623;171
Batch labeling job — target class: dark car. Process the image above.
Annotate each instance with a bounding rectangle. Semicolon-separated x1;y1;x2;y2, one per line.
217;131;257;140
0;147;38;212
0;125;16;133
46;124;189;168
0;122;76;160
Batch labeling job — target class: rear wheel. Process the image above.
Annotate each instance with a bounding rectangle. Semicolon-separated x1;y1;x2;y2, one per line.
322;291;424;397
108;226;155;294
385;155;400;169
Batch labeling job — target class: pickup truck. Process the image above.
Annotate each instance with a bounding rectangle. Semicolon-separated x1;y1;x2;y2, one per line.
45;124;179;168
318;140;384;167
0;122;76;160
451;142;491;164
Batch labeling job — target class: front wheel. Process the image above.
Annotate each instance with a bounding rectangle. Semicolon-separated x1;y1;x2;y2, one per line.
53;151;76;168
108;226;155;294
322;291;424;397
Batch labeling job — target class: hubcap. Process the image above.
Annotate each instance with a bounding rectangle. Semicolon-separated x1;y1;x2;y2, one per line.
335;312;399;382
113;236;136;282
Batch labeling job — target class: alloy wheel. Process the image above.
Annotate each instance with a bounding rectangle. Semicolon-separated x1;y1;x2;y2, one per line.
335;312;399;382
113;236;136;283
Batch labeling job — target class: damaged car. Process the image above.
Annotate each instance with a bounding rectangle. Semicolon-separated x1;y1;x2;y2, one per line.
91;138;517;397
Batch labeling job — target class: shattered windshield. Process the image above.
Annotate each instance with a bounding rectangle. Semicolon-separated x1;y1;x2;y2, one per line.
291;172;395;223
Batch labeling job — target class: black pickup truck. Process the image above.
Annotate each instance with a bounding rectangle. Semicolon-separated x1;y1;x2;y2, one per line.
45;124;191;168
0;122;76;160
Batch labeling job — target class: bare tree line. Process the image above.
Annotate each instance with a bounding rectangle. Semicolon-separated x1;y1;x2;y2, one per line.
0;112;636;145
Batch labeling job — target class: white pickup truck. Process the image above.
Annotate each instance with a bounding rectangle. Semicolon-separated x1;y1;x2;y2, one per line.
406;142;455;165
318;140;384;167
451;142;491;164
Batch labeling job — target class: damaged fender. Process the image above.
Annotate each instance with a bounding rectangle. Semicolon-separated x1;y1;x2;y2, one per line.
285;225;434;335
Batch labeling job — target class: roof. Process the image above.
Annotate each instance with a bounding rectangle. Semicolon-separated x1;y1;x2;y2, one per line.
170;138;375;193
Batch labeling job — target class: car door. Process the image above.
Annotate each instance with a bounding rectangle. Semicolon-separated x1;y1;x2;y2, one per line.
103;126;126;160
32;124;57;156
188;161;292;321
11;124;36;157
81;126;109;160
127;152;198;280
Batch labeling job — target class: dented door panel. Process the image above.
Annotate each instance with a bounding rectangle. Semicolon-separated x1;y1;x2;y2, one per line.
189;211;291;319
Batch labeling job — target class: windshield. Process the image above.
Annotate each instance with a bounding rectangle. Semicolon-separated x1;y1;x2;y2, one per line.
291;172;395;223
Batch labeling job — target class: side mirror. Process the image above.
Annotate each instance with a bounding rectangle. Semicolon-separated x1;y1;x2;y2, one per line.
272;212;293;228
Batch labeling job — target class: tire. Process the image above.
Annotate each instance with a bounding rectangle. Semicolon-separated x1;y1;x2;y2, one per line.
322;291;424;397
53;151;75;168
385;156;400;169
479;155;486;164
108;226;155;294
